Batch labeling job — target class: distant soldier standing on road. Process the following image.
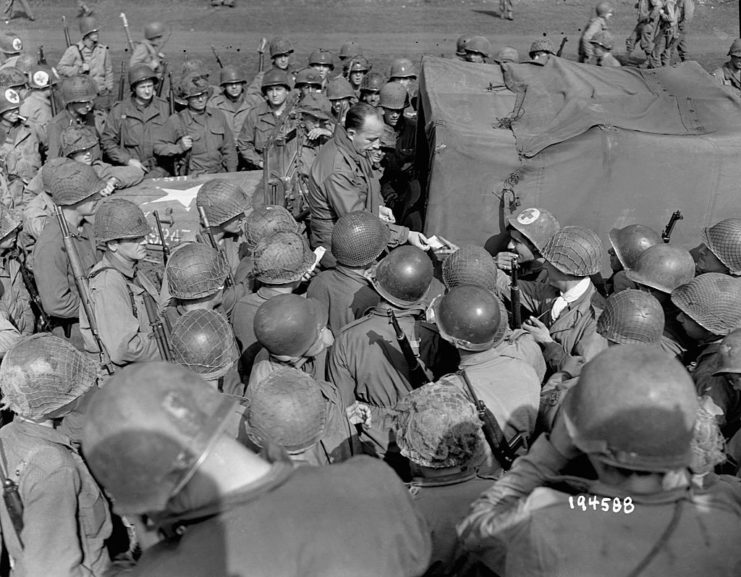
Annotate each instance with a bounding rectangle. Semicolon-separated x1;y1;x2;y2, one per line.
579;1;613;63
57;17;113;102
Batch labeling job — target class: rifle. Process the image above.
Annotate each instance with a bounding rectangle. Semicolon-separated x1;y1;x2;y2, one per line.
459;369;524;471
167;71;175;115
37;45;46;65
510;257;522;329
54;206;114;375
117;60;126;102
198;206;235;287
387;308;432;390
0;450;23;549
11;249;51;332
211;45;224;69
556;37;568;57
262;91;299;204
662;210;683;243
62;15;71;48
119;12;135;53
152;210;170;265
156;60;168;98
141;291;171;361
49;81;58;117
257;37;267;73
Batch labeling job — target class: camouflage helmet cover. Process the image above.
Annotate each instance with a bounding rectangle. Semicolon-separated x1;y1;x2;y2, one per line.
253;231;315;284
94;198;150;243
702;218;741;275
541;226;603;276
379;82;409;110
196;178;249;227
243;205;297;250
671;273;741;336
170;309;239;381
47;160;106;206
166;242;229;299
331;211;389;267
60;124;98;157
529;39;556;56
442;245;499;292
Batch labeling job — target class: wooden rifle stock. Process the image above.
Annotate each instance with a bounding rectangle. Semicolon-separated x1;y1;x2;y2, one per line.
387;309;432;389
662;210;683;243
141;291;171;361
152;210;170;265
556;36;568;57
198;206;235;287
62;16;71;48
211;45;224;69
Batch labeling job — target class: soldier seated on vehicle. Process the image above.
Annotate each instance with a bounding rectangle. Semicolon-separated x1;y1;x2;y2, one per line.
463;36;491;64
294;67;324;99
606;223;660;294
713;39;741;95
326;76;355;126
359;71;384;107
693;218;741;276
591;31;622;67
457;346;741;577
529;39;556;65
346;56;371;96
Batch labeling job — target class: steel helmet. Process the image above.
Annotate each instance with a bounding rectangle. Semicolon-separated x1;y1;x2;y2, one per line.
308;49;334;69
465;36;491;57
507;207;560;253
564;345;697;472
339;41;363;60
331;211;389;267
608;224;661;270
47;160;106;206
79;16;98;38
701;218;741;275
253;231;314;284
326;76;354;101
360;71;385;93
179;73;210;99
0;88;20;115
0;203;20;241
144;21;167;41
180;59;209;80
625;244;695;293
370;245;433;308
243;205;297;251
389;58;417;79
0;32;22;55
529;39;556;57
0;334;98;421
596;289;664;345
82;362;239;515
196;178;249;227
166;242;229;300
254;295;327;357
170;309;239;381
261;68;292;92
28;64;59;89
41;157;72;193
456;35;473;57
728;38;741;57
379;82;408;110
0;67;25;90
541;226;603;277
347;56;370;73
269;36;294;58
395;382;483;468
713;328;741;375
590;31;615;50
496;47;520;63
60;124;97;157
436;285;506;351
671;273;741;336
245;367;326;454
442;245;499;292
219;65;246;85
294;67;323;88
297;92;332;121
595;1;613;16
128;64;158;89
14;53;35;74
93;198;150;244
61;74;96;105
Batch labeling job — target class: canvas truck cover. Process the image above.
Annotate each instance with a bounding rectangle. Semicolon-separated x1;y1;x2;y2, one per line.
418;55;741;264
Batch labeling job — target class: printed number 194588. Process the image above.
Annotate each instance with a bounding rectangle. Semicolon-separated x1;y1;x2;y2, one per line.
568;495;634;514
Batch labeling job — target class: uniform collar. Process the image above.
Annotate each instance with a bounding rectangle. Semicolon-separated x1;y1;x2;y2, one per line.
559;276;591;302
102;250;137;279
12;419;77;451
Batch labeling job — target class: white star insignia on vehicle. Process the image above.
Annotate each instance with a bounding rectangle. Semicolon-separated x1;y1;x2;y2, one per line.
149;184;202;209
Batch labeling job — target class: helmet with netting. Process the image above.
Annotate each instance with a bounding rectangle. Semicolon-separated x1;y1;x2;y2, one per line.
597;289;664;345
625;244;695;293
701;218;741;275
41;158;72;193
464;36;491;57
245;367;326;454
360;71;385;93
436;285;507;351
370;245;433;308
269;36;294;58
0;334;98;420
608;224;661;270
0;203;20;241
507;207;560;253
253;231;314;284
671;273;741;336
254;295;327;357
347;56;370;73
48;160;106;206
713;328;741;375
94;198;150;244
442;245;498;292
495;46;520;63
166;242;228;299
394;382;484;469
196;179;249;227
243;205;297;251
60;74;96;105
0;67;26;90
331;211;389;267
541;226;603;276
456;35;473;57
60;124;98;157
170;310;239;381
82;362;238;515
529;39;555;57
564;345;697;472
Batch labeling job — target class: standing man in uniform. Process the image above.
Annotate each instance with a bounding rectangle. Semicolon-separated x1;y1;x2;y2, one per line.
579;1;613;63
57;16;113;106
129;22;168;81
208;65;256;155
20;64;58;142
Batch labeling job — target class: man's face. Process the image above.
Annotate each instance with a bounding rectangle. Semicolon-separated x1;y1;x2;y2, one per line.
265;85;288;108
465;51;484;63
695;242;728;275
70;147;94;166
112;236;148;261
732;55;741;70
221;212;245;236
311;63;332;80
347;113;384;154
299;84;321;97
188;92;208;112
272;54;290;70
69;100;93;118
361;91;380;107
394;77;414;89
508;229;537;263
83;32;99;48
1;108;19;125
134;80;154;102
349;70;365;87
224;82;243;99
382;107;403;127
331;98;350;116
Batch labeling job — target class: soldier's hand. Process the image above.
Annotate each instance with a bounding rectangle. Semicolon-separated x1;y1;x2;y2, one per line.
180;135;193;150
81;62;90;73
100;178;117;196
128;158;147;173
346;402;372;427
407;231;431;251
306;127;332;140
522;316;554;344
495;251;519;272
378;206;396;223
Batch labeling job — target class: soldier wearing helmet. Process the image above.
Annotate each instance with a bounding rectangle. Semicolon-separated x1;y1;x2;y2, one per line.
19;64;59;138
267;36;294;73
0;32;25;69
326;76;355;125
0;334;113;576
80;198;161;366
308;103;430;266
329;245;458;458
82;361;432;575
294;67;323;98
129;22;168;80
455;35;473;60
591;31;622;66
293;92;333;176
0;204;33;334
529;38;556;65
339;41;363;75
579;1;613;63
388;57;418;119
308;49;335;83
694;218;741;276
494;226;606;377
236;68;295;170
208;65;260;154
32;159;107;348
359;71;385;107
0;86;42;207
345;55;371;95
463;36;492;64
713;39;741;94
101;63;171;178
57;16;113;105
625;0;663;65
459;346;741;576
154;73;237;175
606;223;660;294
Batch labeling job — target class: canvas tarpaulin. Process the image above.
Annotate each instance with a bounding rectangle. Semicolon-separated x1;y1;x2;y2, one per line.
419;55;741;261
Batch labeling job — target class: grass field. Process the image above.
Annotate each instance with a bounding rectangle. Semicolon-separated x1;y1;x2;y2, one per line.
7;0;741;82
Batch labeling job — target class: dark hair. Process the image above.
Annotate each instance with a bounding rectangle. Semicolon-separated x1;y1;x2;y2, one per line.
344;102;379;131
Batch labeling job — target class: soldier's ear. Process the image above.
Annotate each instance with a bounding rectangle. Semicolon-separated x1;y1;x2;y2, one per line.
346;127;357;139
